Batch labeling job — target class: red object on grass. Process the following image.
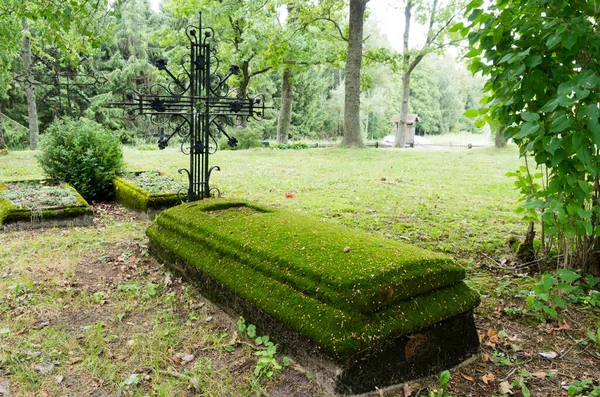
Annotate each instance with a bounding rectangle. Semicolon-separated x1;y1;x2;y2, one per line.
285;192;295;198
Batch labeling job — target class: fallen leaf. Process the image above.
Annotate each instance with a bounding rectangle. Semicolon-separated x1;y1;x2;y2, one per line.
482;353;490;362
55;375;64;384
539;351;557;359
461;373;474;381
67;356;83;365
402;383;413;396
0;379;9;395
499;380;513;395
554;320;571;332
123;373;139;386
180;354;195;363
532;371;546;379
34;362;54;375
481;373;497;385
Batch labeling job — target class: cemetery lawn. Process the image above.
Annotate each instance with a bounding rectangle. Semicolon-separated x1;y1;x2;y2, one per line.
1;146;599;396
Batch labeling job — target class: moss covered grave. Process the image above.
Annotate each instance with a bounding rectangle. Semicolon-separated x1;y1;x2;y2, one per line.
0;180;93;230
147;199;481;394
114;171;181;217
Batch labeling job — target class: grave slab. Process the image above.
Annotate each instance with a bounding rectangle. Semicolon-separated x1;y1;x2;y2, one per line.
113;174;181;218
0;180;93;231
146;199;480;395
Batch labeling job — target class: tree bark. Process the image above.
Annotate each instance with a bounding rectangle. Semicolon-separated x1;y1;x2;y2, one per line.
395;0;439;148
22;20;39;150
276;68;293;144
495;125;506;148
342;0;368;147
0;104;7;154
395;2;413;148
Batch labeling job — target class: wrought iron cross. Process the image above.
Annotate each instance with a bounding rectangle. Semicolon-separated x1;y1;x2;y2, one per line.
111;12;266;202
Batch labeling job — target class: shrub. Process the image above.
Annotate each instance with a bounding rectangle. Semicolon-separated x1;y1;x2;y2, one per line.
219;128;263;150
271;142;310;150
37;118;124;200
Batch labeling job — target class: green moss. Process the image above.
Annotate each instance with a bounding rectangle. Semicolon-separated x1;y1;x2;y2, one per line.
0;180;91;225
113;176;181;212
146;199;481;359
153;200;466;313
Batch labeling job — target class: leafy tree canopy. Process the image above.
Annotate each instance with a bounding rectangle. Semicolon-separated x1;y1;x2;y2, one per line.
462;0;600;272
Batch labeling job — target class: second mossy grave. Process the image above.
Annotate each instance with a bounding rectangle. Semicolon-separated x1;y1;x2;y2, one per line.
113;171;182;217
146;199;480;394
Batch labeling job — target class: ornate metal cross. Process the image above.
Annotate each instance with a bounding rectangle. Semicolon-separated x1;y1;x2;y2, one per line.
111;12;266;202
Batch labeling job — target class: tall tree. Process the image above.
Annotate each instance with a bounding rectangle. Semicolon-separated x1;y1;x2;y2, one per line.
0;105;6;153
394;0;462;147
342;0;369;147
274;0;345;143
21;21;39;150
0;0;112;148
276;68;293;144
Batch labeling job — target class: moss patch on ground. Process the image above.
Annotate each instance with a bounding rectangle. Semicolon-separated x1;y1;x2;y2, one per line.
147;199;480;359
0;179;92;227
113;174;181;213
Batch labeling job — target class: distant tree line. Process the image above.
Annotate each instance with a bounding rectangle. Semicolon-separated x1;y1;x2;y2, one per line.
0;0;484;151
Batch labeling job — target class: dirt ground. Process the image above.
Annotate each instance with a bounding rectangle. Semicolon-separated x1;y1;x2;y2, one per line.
0;203;599;397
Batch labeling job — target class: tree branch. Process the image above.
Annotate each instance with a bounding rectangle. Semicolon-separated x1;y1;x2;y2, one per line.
249;66;272;78
314;17;348;42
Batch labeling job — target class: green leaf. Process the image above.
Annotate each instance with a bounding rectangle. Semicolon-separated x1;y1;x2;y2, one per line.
439;370;451;386
521;112;540;122
546;33;562;49
558;269;581;283
521;382;531;397
543;306;558;319
463;109;480;118
562;33;577;50
513;122;540;139
550;114;573;132
449;22;464;33
542;274;556;291
523;199;544;209
554;297;566;309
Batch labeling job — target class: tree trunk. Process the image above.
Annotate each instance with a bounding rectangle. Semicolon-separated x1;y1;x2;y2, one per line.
22;20;39;150
517;221;536;264
0;104;7;154
342;0;368;147
276;68;293;144
395;1;413;148
495;125;506;148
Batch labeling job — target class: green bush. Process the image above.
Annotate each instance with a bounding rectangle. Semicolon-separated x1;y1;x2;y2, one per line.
37;118;124;200
271;142;310;150
219;128;263;150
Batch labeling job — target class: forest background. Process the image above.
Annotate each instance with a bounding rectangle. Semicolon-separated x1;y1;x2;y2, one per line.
0;0;485;150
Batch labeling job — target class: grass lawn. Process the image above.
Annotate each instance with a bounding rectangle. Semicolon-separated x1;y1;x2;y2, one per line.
1;145;599;396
